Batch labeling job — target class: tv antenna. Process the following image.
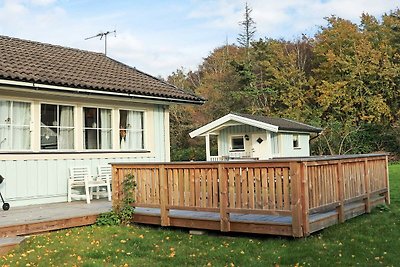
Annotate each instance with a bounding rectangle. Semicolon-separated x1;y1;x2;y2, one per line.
85;30;116;56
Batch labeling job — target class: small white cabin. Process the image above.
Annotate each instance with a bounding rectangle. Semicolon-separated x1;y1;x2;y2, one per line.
190;113;322;161
0;36;203;206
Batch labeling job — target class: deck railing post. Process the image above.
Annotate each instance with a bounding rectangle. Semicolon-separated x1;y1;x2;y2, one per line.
290;162;303;237
337;161;345;223
301;162;310;236
159;164;170;226
111;165;121;209
219;163;230;232
364;158;371;213
385;155;391;205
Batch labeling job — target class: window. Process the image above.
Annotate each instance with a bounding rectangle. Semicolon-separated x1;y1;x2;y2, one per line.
119;110;144;150
271;132;279;154
84;107;112;150
41;104;74;150
293;134;300;148
0;100;31;150
231;136;245;151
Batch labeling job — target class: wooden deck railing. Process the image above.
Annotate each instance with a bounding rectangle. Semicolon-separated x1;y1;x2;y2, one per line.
111;154;389;237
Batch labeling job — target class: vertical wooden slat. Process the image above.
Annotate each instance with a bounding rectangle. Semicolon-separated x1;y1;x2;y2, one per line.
183;169;189;206
190;168;195;206
206;169;213;207
212;169;219;208
255;168;262;208
241;167;248;208
194;169;201;206
385;156;391;205
248;168;255;209
219;164;230;232
337;162;345;223
228;168;235;208
268;168;275;209
302;163;310;236
364;159;371;213
276;168;283;209
167;169;173;205
261;168;268;209
283;167;290;210
201;169;208;207
235;168;242;208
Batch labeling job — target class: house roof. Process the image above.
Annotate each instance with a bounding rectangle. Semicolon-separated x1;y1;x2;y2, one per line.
0;35;204;104
189;113;322;138
233;113;322;133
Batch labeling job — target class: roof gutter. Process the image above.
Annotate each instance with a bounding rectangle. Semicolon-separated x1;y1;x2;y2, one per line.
0;79;205;105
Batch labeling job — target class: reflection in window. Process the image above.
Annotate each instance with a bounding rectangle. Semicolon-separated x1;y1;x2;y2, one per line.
41;104;74;150
119;110;144;150
84;107;112;149
0;100;31;150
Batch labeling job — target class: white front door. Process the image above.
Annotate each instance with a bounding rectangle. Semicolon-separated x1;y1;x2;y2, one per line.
251;133;268;160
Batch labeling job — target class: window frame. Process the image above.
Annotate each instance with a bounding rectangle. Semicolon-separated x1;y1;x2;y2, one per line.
40;103;75;151
230;135;245;151
0;99;32;151
119;109;146;151
293;134;300;149
83;107;113;150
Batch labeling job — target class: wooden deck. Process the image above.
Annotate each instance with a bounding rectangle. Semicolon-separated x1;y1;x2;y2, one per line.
0;200;111;237
112;154;390;237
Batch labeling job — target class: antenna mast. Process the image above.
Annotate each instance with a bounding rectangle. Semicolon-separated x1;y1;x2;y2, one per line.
85;30;116;56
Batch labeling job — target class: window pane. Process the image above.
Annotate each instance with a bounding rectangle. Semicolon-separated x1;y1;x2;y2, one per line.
232;137;244;150
59;106;74;127
85;129;98;149
0;101;11;150
41;127;58;149
84;108;97;128
41;104;57;127
120;110;144;150
100;129;112;149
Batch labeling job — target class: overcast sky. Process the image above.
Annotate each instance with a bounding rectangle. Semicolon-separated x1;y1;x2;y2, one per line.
0;0;398;78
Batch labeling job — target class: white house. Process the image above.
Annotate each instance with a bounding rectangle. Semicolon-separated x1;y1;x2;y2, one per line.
190;113;322;161
0;35;204;206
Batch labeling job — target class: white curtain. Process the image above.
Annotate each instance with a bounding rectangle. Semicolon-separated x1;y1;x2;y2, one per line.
100;109;112;149
0;101;11;150
59;106;74;149
12;102;30;150
125;111;143;150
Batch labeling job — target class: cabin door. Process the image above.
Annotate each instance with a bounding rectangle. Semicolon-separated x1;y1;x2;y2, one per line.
251;133;268;160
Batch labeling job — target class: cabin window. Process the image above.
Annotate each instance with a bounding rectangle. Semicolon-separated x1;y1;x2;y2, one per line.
293;134;300;148
119;110;144;150
41;104;74;150
0;100;31;150
231;136;245;151
83;107;112;150
271;132;279;154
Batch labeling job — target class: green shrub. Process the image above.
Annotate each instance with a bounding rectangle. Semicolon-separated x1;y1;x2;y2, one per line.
96;173;136;226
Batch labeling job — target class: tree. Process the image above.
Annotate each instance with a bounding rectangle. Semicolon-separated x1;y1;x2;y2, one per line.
237;2;256;50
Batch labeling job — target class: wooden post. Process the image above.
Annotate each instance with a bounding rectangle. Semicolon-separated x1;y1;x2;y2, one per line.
159;165;170;226
111;165;120;209
219;164;230;232
301;162;310;236
205;134;211;161
385;155;391;205
337;162;345;223
290;162;303;237
364;158;371;213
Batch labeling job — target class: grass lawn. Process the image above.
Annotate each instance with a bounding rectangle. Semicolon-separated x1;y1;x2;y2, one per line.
1;164;399;267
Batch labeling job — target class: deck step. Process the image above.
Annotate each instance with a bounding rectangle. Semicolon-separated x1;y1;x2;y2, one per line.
0;236;26;255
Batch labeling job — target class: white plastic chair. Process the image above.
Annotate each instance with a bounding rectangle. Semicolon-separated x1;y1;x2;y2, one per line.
95;165;112;198
68;166;111;204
